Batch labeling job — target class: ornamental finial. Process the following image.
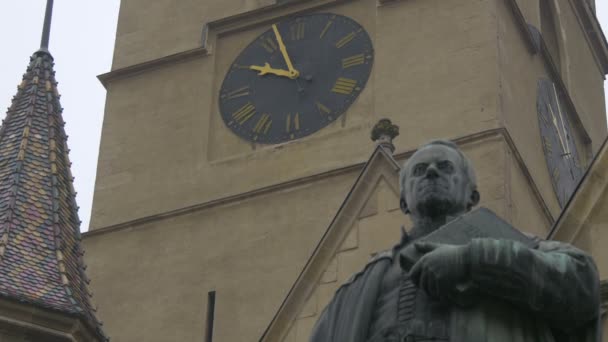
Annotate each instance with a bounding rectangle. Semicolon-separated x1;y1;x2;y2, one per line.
371;118;399;153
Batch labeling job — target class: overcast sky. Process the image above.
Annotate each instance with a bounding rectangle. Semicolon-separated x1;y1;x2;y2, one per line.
0;2;607;231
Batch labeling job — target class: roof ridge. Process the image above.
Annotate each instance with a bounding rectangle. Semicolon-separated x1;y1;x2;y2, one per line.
0;51;46;143
41;52;108;339
46;54;81;309
0;55;41;261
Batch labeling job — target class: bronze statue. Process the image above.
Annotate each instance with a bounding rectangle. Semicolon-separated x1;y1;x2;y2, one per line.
310;140;600;342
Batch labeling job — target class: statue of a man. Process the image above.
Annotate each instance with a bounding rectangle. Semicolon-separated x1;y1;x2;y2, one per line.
310;140;600;342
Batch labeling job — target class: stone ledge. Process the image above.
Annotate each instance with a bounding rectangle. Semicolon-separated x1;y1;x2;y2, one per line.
0;298;100;342
84;128;554;238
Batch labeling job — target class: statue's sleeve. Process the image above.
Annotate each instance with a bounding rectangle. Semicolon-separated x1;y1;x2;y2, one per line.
309;254;392;342
467;238;600;331
309;302;331;341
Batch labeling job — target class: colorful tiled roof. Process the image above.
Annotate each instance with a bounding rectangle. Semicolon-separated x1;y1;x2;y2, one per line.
0;49;107;341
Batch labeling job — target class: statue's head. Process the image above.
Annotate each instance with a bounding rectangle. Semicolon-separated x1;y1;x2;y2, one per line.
399;140;480;220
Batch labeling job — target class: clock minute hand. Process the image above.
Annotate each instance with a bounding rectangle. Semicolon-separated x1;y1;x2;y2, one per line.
552;84;571;155
272;24;299;79
249;63;292;78
548;105;569;156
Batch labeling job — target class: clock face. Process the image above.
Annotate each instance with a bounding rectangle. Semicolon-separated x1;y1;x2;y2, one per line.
537;78;584;207
218;13;374;144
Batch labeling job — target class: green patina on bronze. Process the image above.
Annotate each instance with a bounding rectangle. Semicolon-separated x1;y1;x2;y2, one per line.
310;140;600;342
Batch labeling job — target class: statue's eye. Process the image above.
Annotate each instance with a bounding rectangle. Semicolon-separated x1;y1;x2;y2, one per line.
437;160;454;173
413;163;428;176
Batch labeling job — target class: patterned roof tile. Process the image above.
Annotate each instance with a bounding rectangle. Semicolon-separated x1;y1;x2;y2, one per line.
0;50;107;341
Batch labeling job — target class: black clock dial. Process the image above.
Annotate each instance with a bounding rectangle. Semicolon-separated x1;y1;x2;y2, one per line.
218;13;374;144
537;78;584;207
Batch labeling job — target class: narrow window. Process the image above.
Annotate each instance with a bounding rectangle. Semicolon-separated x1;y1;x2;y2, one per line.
540;0;561;71
205;291;216;342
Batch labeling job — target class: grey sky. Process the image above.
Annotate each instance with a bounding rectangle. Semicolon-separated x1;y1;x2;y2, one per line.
0;2;607;231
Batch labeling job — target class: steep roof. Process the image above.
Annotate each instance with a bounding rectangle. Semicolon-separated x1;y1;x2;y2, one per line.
0;49;107;341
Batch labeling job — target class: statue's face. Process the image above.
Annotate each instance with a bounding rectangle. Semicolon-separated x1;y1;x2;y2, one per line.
403;145;471;219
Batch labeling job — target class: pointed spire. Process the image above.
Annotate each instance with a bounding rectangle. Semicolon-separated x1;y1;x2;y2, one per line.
0;3;107;341
40;0;54;51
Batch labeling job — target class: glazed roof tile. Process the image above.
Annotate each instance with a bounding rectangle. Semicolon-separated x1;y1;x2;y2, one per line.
0;50;107;341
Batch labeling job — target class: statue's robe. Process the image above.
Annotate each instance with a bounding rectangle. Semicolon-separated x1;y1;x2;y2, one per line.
310;236;600;342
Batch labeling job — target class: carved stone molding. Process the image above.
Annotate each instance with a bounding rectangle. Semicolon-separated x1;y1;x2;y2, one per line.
98;0;354;87
84;127;554;237
259;145;401;342
0;298;99;342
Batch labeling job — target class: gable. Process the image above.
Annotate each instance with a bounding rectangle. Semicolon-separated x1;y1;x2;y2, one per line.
550;137;608;277
260;147;407;342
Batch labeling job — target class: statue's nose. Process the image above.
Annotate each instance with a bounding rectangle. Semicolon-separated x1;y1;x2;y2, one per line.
425;164;439;179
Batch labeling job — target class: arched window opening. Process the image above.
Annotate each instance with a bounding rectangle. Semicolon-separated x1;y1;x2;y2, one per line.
540;0;561;72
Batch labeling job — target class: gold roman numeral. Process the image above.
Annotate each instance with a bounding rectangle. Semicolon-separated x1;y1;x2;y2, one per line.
335;32;356;48
542;114;550;125
260;37;278;53
286;113;300;131
320;19;334;39
315;101;331;115
232;102;256;125
542;136;552;153
552;167;560;184
540;107;550;124
286;113;300;139
253;113;272;134
232;63;250;71
290;22;305;41
222;86;250;101
342;54;365;69
331;78;358;95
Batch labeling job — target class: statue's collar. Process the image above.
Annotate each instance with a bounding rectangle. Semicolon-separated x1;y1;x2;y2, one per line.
390;227;411;258
392;214;460;256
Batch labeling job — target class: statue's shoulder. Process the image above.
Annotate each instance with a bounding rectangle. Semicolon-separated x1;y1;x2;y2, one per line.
338;249;393;291
521;231;542;242
370;249;393;263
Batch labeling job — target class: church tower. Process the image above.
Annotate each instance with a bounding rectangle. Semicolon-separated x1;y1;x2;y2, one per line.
85;0;608;341
0;1;107;341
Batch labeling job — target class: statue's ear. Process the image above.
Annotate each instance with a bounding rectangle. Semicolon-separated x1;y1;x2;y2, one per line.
468;190;480;210
400;197;410;214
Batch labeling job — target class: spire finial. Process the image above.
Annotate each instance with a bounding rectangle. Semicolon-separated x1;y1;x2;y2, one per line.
40;0;54;50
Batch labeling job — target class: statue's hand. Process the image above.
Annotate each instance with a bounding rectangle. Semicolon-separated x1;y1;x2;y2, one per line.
409;242;472;303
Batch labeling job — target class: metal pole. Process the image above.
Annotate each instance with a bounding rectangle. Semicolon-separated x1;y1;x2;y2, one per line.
205;291;216;342
40;0;54;50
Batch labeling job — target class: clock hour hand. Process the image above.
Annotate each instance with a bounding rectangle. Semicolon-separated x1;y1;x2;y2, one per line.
272;24;299;79
249;63;292;78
